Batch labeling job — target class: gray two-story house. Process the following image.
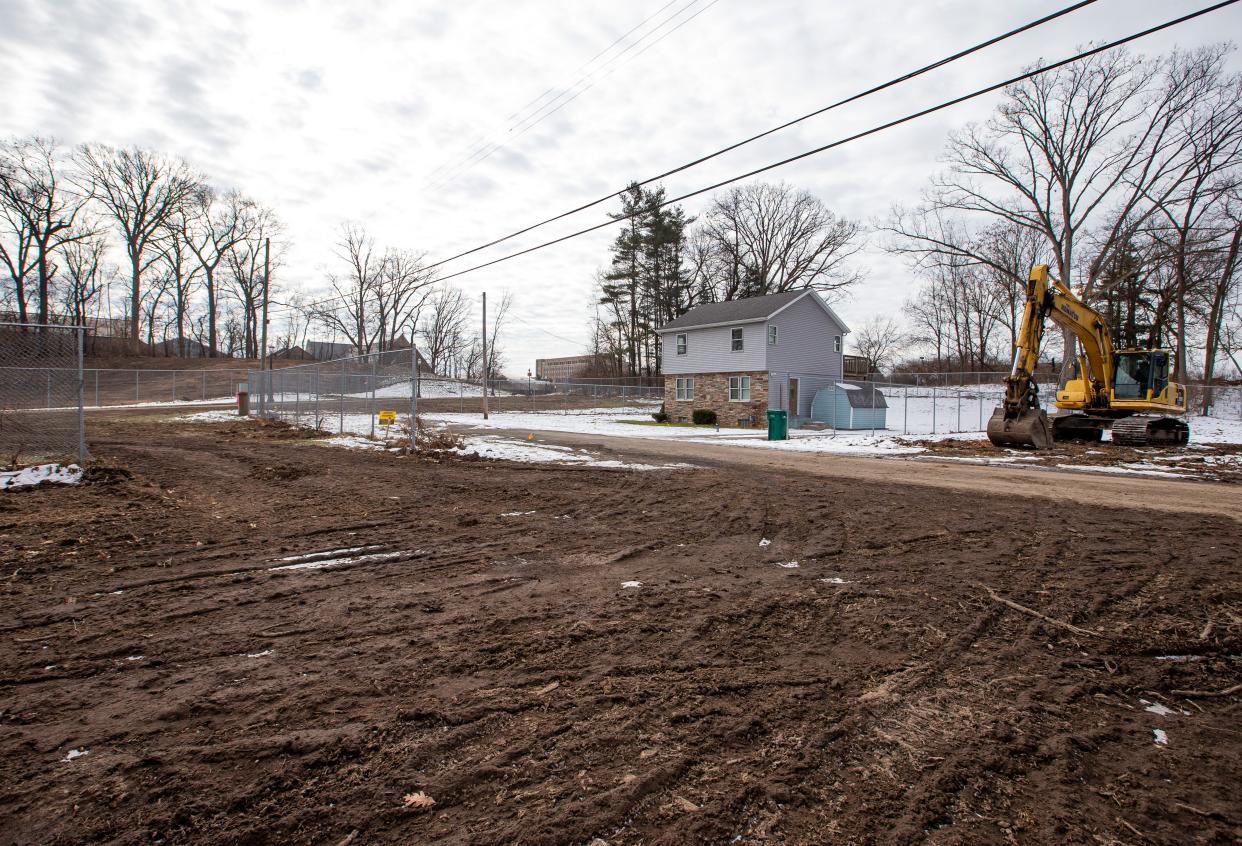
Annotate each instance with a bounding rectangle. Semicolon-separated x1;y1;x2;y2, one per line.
656;289;850;427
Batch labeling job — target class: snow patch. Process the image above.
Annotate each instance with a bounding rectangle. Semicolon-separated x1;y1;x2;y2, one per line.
758;538;771;548
1;463;83;491
777;561;800;569
125;655;144;662
322;435;387;451
819;577;850;584
1140;699;1188;717
1152;729;1169;745
277;545;378;563
269;549;408;571
245;649;273;658
499;510;537;517
63;748;89;762
620;581;642;589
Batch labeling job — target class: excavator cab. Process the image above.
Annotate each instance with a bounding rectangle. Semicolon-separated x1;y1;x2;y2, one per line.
1112;350;1167;401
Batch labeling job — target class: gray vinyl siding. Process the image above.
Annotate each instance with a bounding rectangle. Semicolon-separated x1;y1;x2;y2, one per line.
768;373;840;415
660;322;766;374
764;295;846;377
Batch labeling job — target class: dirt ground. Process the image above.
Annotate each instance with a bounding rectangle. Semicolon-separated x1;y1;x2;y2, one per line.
2;415;1240;845
908;438;1242;484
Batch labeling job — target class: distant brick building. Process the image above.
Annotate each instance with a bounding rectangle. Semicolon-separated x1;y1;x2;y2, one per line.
535;354;605;381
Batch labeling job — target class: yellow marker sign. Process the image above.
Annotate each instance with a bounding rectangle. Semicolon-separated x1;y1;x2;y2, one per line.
378;410;397;425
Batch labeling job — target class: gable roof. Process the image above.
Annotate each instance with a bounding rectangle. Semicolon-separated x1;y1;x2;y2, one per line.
658;290;805;332
657;289;850;334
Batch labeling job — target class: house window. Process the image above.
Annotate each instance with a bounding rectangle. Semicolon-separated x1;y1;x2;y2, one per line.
676;333;687;355
729;376;751;401
675;377;694;401
731;327;744;351
833;335;841;353
768;325;778;345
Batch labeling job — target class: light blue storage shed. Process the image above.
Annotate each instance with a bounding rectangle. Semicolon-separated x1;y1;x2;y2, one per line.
810;382;888;430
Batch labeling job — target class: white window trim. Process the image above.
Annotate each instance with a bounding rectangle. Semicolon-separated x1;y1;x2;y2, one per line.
728;375;751;402
768;325;778;345
731;327;744;352
675;333;687;355
833;335;841;353
675;377;694;401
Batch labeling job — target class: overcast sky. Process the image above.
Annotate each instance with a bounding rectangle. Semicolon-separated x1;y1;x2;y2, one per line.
3;0;1240;371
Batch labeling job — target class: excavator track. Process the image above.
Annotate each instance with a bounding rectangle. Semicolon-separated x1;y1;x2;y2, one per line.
1110;415;1190;447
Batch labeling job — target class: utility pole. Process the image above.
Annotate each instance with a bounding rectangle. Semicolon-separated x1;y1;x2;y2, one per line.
481;291;489;420
260;237;270;370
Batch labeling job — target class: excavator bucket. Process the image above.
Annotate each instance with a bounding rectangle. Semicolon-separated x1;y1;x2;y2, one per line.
987;406;1052;449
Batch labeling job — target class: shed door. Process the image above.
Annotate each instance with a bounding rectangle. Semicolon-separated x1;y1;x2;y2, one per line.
788;378;800;416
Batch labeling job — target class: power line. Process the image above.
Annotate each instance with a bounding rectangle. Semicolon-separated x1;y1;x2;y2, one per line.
270;0;1236;315
420;0;1100;272
423;0;683;188
423;0;711;194
426;0;1239;281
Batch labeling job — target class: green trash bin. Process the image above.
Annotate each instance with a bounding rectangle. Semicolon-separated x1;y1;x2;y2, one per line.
767;409;788;441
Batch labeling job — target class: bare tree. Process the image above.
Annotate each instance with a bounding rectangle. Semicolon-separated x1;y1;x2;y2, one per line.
418;283;470;374
0;137;93;323
223;203;282;359
58;227;113;327
373;248;437;352
313;223;380;353
895;46;1213;366
696;182;863;300
851;315;907;374
156;214;202;356
182;187;254;355
77;144;199;351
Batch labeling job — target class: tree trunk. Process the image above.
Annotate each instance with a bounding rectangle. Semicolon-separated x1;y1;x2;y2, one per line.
206;269;217;357
129;251;142;355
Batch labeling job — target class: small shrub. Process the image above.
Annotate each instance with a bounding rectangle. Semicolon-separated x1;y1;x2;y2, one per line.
692;409;717;425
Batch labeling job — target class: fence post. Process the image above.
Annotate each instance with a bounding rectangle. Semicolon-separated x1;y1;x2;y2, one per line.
956;389;961;433
46;370;52;409
370;356;376;439
172;370;177;402
202;370;207;401
77;329;86;463
339;359;345;435
932;386;937;435
870;381;876;438
978;392;983;431
95;369;99;407
409;349;418;450
135;370;140;404
315;367;321;429
903;386;908;435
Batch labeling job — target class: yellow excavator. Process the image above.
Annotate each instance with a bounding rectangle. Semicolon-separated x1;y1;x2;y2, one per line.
986;264;1189;449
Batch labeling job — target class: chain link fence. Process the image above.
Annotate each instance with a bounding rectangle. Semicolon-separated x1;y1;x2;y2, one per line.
247;349;665;441
0;323;86;464
799;379;1241;438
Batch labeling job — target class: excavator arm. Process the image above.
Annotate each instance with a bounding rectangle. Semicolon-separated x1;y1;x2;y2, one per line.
988;265;1113;448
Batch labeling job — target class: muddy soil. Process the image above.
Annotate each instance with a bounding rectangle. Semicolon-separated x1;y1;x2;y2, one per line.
1;416;1240;845
913;438;1242;484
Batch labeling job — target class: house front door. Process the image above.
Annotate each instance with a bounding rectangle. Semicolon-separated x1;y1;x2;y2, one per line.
788;377;800;416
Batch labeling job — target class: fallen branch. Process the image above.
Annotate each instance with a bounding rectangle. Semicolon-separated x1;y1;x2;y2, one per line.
983;586;1106;639
1170;682;1242;698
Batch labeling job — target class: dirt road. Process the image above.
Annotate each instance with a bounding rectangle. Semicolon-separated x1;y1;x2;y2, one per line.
466;426;1242;522
2;416;1240;845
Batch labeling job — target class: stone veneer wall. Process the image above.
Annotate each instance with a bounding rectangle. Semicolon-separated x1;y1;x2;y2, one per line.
663;371;769;427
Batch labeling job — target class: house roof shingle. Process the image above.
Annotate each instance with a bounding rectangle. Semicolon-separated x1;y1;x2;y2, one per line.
657;290;809;332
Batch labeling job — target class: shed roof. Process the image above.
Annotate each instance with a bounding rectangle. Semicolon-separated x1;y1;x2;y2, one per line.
658;290;807;332
840;382;888;408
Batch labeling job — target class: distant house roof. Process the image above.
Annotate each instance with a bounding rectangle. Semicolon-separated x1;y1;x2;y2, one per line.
306;340;357;361
656;289;850;334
